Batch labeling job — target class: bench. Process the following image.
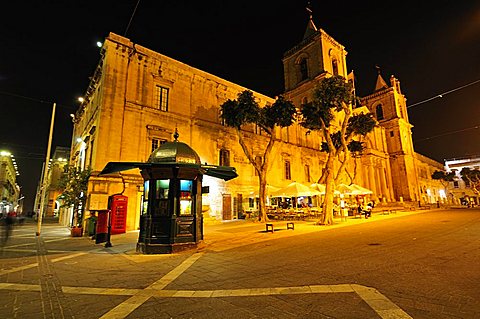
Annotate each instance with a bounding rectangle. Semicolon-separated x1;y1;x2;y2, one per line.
382;209;398;215
266;223;274;233
266;222;294;232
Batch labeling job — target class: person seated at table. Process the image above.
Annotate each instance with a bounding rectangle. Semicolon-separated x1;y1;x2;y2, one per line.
365;201;374;218
300;199;308;208
357;204;364;216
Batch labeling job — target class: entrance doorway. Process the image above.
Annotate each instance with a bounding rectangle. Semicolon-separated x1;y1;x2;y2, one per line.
222;194;232;220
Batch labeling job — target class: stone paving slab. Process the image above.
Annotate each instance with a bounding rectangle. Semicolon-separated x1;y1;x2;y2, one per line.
125;293;381;319
66;294;129;319
1;209;479;318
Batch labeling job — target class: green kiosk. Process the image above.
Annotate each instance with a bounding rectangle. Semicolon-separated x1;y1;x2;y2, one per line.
100;130;237;253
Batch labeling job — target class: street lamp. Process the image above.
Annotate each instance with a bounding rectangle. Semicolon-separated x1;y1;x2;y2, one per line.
36;102;56;236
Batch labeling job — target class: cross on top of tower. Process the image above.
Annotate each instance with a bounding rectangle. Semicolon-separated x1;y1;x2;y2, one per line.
306;1;313;19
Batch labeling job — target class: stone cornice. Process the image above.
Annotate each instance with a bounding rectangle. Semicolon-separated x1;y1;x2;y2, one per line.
283;28;346;60
414;152;444;169
361;87;393;101
319;29;346;52
283;33;320;59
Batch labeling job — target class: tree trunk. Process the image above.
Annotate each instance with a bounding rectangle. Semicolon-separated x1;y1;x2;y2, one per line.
321;156;335;225
441;181;450;204
258;170;268;222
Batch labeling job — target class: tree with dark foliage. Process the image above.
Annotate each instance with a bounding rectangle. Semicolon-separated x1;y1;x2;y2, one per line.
300;75;376;225
220;91;296;222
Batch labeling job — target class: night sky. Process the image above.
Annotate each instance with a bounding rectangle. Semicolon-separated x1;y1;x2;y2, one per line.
1;1;479;212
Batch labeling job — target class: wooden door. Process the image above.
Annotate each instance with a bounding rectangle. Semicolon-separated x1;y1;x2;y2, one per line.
236;193;243;219
222;194;232;220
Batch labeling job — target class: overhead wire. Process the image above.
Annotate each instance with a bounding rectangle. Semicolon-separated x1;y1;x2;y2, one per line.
407;78;480;109
0;90;76;110
408;78;480;142
415;125;480;143
124;0;141;36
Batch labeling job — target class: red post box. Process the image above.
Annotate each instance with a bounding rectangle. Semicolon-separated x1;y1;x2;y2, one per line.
95;210;109;244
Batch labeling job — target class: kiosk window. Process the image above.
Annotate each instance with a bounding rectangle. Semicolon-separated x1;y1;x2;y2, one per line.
154;179;170;216
179;180;193;215
142;180;149;215
156;180;169;199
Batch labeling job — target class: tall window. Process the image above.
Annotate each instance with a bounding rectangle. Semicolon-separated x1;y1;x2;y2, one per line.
155;85;169;111
89;139;94;167
79;145;86;170
219;149;230;166
304;164;310;183
299;58;308;81
284;160;291;180
332;59;339;75
376;104;384;120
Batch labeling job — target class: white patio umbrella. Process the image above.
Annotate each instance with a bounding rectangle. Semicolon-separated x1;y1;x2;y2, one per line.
310;183;326;194
336;183;356;195
310;183;340;195
250;185;281;196
271;182;321;197
349;184;373;195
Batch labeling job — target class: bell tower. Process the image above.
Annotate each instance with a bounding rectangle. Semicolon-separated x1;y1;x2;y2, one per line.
282;11;348;106
361;70;420;202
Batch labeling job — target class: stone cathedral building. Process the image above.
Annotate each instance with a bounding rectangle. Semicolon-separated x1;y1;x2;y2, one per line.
68;17;444;230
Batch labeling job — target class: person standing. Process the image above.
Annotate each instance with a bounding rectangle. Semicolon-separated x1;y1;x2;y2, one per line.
1;211;16;245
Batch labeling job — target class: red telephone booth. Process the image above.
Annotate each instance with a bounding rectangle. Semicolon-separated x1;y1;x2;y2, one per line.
109;195;128;234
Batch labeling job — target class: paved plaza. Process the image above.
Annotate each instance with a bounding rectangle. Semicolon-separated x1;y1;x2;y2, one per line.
1;208;479;318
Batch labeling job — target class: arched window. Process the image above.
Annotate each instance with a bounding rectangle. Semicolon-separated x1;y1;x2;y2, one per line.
332;59;339;75
299;58;308;81
376;104;384;120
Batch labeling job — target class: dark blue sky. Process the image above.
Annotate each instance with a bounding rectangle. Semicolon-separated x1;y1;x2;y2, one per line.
1;1;479;211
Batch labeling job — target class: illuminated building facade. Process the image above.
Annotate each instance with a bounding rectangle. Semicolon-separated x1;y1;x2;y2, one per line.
71;19;444;231
34;147;70;221
0;151;21;215
445;156;480;205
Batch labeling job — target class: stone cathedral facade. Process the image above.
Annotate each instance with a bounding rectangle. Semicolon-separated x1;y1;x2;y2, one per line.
68;18;444;230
